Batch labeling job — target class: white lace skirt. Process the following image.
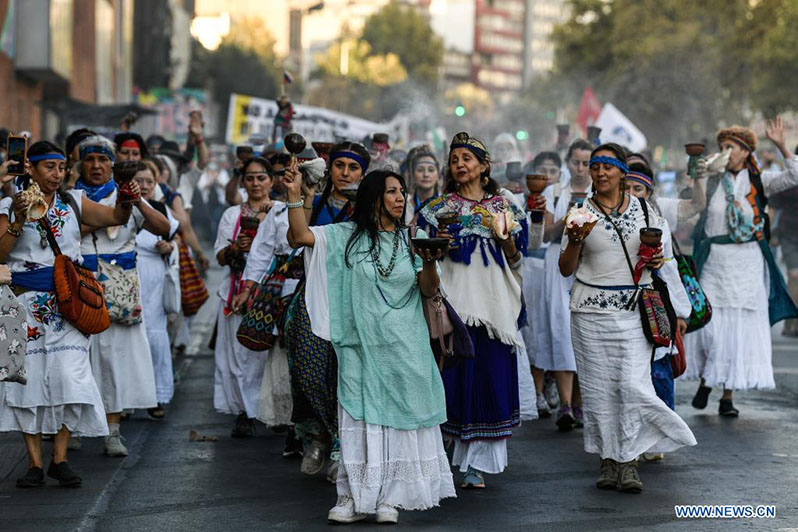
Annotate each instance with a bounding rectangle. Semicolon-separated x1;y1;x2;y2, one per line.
336;404;456;514
450;438;507;474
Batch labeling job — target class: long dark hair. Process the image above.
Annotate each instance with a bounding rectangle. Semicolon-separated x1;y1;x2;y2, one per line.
344;170;407;268
309;141;370;226
443;146;500;196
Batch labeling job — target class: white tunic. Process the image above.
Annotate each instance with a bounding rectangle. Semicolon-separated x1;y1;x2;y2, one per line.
135;209;180;404
81;188;157;413
0;190;108;437
212;205;266;417
686;157;798;389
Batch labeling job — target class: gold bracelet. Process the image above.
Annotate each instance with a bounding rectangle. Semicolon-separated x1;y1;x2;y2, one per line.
6;225;22;237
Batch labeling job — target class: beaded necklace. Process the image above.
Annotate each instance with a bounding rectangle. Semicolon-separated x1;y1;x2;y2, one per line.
371;228;401;277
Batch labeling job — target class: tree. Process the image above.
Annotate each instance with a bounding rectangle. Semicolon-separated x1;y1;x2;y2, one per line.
549;0;797;147
315;39;408;86
187;17;281;132
361;1;444;83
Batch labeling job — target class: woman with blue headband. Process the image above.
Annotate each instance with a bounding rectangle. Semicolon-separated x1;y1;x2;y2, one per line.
559;143;696;493
281;141;370;481
418;132;540;489
0;140;138;488
686;118;798;417
76;135;172;459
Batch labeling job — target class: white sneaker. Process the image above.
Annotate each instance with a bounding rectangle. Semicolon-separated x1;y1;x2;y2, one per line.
327;496;366;524
104;429;128;457
376;504;399;524
67;436;82;451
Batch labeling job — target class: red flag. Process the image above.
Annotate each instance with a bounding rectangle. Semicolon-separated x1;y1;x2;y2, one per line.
576;86;601;135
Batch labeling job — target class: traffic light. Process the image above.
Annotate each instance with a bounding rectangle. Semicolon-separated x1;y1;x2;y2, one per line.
454;105;466;117
516;130;529;141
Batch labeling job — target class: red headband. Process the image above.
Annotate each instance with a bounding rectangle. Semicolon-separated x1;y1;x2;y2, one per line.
120;139;141;150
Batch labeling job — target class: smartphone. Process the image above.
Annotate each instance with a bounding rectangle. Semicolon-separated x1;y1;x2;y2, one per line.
236;145;254;161
6;134;27;175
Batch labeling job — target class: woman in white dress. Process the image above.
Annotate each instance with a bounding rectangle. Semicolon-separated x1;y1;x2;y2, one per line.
686;118;798;415
538;141;593;431
213;156;273;437
232;196;303;456
76;137;171;458
559;143;696;492
0;140;137;488
285;166;455;524
134;163;181;413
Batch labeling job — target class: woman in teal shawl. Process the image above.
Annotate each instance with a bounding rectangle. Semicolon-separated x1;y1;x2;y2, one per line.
284;166;456;525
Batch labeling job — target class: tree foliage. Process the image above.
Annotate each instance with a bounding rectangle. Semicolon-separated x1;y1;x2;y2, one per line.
187;17;281;131
361;1;444;83
550;0;798;146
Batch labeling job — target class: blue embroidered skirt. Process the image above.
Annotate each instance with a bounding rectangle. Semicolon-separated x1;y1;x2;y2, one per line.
441;325;520;441
284;283;338;438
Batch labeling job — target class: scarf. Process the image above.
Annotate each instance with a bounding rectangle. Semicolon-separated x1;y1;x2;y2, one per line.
722;171;764;243
75;178;117;203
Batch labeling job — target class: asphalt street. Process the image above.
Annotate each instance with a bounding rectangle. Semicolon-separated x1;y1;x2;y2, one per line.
2;262;798;531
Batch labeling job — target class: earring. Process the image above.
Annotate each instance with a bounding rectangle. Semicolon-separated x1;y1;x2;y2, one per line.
482;176;489;186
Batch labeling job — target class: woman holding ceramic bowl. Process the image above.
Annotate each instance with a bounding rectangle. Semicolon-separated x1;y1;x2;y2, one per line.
559;143;696;494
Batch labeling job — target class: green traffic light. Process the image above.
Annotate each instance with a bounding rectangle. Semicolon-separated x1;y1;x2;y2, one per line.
516;130;529;141
455;105;466;117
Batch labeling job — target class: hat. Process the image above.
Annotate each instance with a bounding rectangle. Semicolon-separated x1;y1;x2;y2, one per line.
158;140;188;165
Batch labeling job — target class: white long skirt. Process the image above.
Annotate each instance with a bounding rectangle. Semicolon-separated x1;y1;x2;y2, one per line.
90;320;158;413
520;256;545;367
255;344;293;427
138;251;174;403
537;244;577;372
337;405;456;514
213;303;267;418
571;310;697;463
684;242;774;390
515;333;538;421
0;290;107;437
450;439;507;475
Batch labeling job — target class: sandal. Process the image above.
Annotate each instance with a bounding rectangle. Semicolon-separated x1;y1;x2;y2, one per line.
461;467;485;489
147;404;165;419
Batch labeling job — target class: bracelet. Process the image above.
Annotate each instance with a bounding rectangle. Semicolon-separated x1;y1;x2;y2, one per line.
286;199;304;209
6;225;22;237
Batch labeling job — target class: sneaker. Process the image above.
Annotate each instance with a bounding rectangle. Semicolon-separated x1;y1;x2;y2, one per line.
282;427;303;459
67;436;82;451
326;461;339;485
461;467;485;489
641;453;664;462
691;385;712;409
536;392;552;418
719;398;739;417
596;458;619;490
327;496;366;524
16;467;45;488
300;438;328;475
231;412;254;438
556;405;576;432
544;374;559;409
104;428;129;457
617;460;643;493
573;406;584;428
376;504;399;524
47;461;82;488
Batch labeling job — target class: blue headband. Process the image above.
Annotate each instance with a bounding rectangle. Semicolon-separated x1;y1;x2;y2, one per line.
29;153;66;162
80;145;115;163
450;142;487;161
589;155;629;174
330;151;368;172
625;171;653;189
